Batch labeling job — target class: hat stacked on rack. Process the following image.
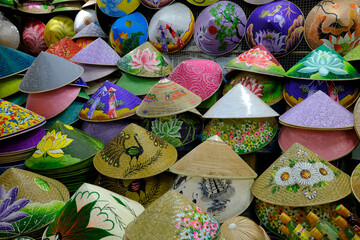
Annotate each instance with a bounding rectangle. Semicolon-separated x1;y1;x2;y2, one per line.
72;22;107;48
52;0;83;12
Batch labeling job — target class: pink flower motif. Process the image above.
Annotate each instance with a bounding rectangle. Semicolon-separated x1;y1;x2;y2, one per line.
23;2;41;9
229;135;234;140
229;145;233;149
245;131;251;136
241;134;246;139
229;130;234;135
216;131;220;135
259;127;264;133
238;140;244;144
238;76;264;98
129;48;160;72
235;48;272;69
254;131;259;137
259;122;262;127
266;135;271;141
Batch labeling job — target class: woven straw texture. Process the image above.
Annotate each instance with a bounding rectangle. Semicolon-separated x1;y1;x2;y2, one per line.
221;216;270;240
355;97;360;138
351;163;360;203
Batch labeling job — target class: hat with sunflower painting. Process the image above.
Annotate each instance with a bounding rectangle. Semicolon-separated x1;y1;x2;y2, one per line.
251;143;351;207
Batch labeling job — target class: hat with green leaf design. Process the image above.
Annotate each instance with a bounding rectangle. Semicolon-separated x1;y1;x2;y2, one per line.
285;44;360;80
251;143;351;207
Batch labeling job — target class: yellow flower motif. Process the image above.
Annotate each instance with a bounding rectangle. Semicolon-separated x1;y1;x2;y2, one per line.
119;32;129;40
222;133;229;140
33;130;73;159
64;124;73;130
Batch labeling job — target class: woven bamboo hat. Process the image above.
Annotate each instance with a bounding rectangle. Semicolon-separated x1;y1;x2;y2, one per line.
72;22;107;39
351;163;360;202
0;74;22;98
203;84;279;119
225;45;286;77
124;189;221;240
0;168;69;239
170;136;257;179
251;143;351;207
136;78;202;118
355;97;360;138
45;37;82;61
95;171;175;207
117;41;174;78
0;45;35;79
19;52;84;93
0;99;46;140
221;216;270;240
93;123;177;180
279;91;354;130
42;183;144;240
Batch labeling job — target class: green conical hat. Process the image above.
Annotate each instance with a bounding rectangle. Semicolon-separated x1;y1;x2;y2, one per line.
116;73;159;96
0;74;23;98
286;44;360;80
25;121;104;170
344;45;360;62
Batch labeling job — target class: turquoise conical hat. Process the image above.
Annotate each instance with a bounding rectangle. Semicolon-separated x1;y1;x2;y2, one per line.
0;45;35;79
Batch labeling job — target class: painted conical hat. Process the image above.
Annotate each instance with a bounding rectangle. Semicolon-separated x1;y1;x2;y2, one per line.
251;143;351;206
79;81;142;122
45;37;82;61
25;121;104;170
280;90;354;130
72;22;107;39
351;163;360;202
70;37;120;66
19;52;84;93
0;99;46;140
124;190;221;240
0;45;35;79
344;45;360;62
225;45;286;77
355;97;360;138
286;44;360;80
117;41;173;78
93;123;177;179
0;168;69;239
136;78;202;118
170;136;257;179
42;183;144;240
203;84;279;118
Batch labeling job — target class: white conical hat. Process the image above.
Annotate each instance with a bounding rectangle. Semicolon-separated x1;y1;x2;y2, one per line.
203;84;279;118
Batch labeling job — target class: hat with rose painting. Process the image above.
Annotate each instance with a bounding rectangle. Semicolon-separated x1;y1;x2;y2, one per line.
286;44;360;80
124;189;221;240
117;41;173;78
225;45;286;77
251;143;351;207
0;168;69;239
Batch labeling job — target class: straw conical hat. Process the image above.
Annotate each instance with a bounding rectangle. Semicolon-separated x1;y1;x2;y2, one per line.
225;45;286;77
72;22;107;39
93;123;177;179
124;189;221;240
136;78;202;118
25;121;104;170
203;84;279;119
279;90;354;130
0;99;46;140
0;168;69;239
79;81;142;122
42;183;144;240
354;97;360;138
71;38;120;66
0;45;35;79
117;41;173;78
351;163;360;202
286;44;360;80
19;52;84;93
251;143;351;206
0;74;22;98
170;136;257;179
45;37;82;61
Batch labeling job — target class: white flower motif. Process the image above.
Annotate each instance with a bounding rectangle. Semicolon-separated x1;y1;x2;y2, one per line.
296;150;307;157
293;162;320;186
180;228;192;239
314;162;335;182
304;190;317;200
274;167;295;186
254;30;286;53
298;50;348;77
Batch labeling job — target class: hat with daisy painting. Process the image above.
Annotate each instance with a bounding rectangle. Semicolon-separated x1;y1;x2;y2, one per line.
251;143;351;207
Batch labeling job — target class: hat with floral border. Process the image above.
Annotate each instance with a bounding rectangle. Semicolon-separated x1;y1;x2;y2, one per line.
0;45;35;79
354;97;360;138
22;20;48;56
52;2;82;12
0;168;69;239
17;1;54;14
117;41;173;78
251;143;351;206
96;0;140;17
351;163;360;202
44;15;75;47
140;0;173;9
0;75;23;98
72;22;107;39
45;37;82;61
124;189;221;240
285;44;360;80
42;183;144;240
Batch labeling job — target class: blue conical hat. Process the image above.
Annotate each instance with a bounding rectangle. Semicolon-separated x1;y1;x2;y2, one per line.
0;45;35;79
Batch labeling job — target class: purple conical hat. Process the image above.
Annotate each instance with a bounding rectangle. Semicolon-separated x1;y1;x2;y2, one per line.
71;38;120;66
279;90;354;130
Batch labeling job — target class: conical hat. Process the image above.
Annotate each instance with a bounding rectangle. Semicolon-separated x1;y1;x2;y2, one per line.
19;52;84;93
44;15;75;47
79;63;118;82
79;81;142;122
225;45;286;77
355;97;360;138
43;183;144;240
3;92;28;106
45;37;82;61
0;74;22;98
280;91;354;130
286;44;360;80
82;0;95;8
93;123;177;180
95;171;174;207
251;143;351;206
0;45;35;79
25;121;104;170
72;22;107;39
71;38;120;66
344;45;360;62
136;78;202;118
0;99;46;140
0;168;69;239
117;41;173;78
351;163;360;202
203;84;279;119
170;136;257;179
116;73;159;96
125;190;221;240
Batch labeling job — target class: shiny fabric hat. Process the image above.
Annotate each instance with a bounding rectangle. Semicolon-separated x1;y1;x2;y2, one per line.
0;45;35;79
186;0;218;6
0;17;20;49
74;9;96;34
45;37;82;61
22;20;48;56
44;15;75;47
